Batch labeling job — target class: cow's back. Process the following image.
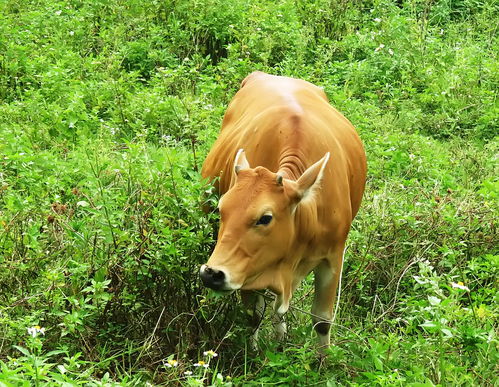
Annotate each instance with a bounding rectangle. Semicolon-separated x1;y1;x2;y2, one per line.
202;72;366;247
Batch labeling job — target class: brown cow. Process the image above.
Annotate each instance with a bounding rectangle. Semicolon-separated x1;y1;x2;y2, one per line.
200;71;366;350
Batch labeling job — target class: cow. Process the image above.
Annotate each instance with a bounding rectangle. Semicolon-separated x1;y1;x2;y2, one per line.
199;71;367;351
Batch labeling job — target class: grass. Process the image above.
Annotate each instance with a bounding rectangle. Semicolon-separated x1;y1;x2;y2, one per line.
0;0;497;385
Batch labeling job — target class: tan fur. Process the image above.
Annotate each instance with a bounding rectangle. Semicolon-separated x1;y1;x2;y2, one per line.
201;72;367;348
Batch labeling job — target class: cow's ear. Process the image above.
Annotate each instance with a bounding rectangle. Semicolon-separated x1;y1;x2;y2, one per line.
234;148;250;175
295;152;330;199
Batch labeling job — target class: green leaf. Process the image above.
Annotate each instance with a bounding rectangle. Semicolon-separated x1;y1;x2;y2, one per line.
428;296;441;306
13;346;30;357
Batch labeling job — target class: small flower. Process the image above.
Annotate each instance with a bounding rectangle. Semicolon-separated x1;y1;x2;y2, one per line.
55;10;62;15
164;359;178;368
194;360;209;368
375;43;385;52
374;18;381;22
69;31;74;36
388;48;394;56
203;350;218;358
184;371;193;376
27;325;45;337
451;282;470;291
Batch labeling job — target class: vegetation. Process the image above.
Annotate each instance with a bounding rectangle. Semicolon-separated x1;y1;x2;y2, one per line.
0;0;497;385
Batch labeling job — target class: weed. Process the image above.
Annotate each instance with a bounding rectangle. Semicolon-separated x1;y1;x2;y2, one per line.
0;0;497;385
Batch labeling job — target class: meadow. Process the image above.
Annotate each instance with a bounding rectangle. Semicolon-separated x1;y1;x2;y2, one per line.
0;0;497;385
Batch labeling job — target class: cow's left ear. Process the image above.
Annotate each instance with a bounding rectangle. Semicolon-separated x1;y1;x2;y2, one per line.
295;152;330;199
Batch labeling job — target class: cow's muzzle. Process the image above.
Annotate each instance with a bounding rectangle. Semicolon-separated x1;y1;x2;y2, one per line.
199;265;226;290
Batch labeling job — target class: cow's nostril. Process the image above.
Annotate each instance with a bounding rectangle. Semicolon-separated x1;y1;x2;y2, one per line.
213;270;225;282
200;266;226;290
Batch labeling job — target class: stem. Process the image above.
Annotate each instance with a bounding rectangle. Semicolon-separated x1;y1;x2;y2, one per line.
86;150;118;250
34;355;39;387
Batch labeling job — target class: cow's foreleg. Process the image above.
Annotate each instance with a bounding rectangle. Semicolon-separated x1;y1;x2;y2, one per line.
241;290;265;349
272;281;293;341
272;294;287;341
311;249;344;351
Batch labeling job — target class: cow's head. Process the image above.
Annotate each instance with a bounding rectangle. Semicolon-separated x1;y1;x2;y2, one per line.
200;149;329;292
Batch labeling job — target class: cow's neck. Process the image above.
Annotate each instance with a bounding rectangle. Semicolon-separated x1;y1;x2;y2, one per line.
278;149;306;180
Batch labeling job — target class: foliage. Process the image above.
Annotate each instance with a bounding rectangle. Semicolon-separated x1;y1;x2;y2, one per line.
0;0;497;385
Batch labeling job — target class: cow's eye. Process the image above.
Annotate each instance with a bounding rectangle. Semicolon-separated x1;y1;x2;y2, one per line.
256;214;272;226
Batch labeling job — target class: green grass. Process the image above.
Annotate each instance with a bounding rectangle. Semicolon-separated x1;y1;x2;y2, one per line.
0;0;497;385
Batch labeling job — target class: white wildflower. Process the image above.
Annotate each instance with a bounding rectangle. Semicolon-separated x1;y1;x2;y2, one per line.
164;359;178;368
194;360;209;368
451;282;470;291
27;325;45;338
203;350;218;358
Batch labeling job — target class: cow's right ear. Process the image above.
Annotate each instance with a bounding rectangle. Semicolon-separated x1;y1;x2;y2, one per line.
296;152;330;199
234;149;250;175
285;153;330;202
282;153;330;208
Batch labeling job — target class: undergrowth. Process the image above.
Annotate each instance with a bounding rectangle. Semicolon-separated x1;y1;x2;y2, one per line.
0;0;497;385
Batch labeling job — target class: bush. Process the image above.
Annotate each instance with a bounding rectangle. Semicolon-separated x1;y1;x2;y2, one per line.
0;0;497;385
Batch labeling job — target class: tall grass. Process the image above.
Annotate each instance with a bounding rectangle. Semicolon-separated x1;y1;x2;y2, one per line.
0;0;497;385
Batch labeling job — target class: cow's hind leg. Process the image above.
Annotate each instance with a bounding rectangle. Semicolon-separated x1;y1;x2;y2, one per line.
311;248;345;352
240;290;265;349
